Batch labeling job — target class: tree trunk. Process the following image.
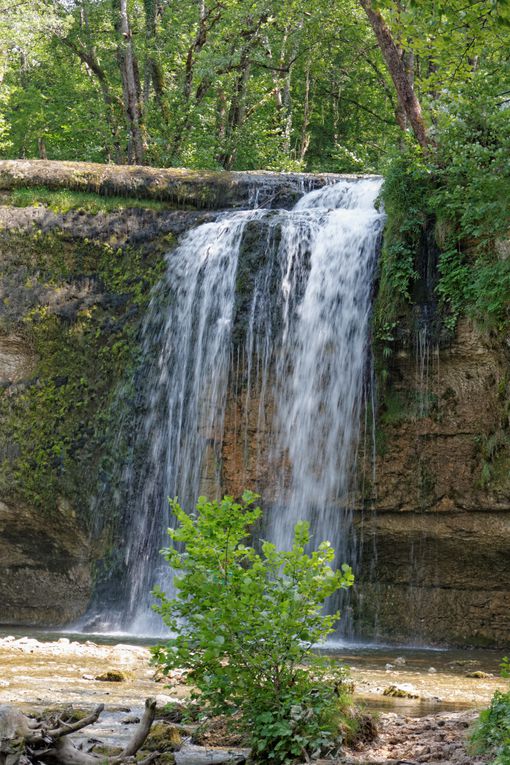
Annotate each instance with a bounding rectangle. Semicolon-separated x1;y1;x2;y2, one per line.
359;0;429;148
113;0;145;164
170;1;223;161
143;0;168;125
299;64;312;161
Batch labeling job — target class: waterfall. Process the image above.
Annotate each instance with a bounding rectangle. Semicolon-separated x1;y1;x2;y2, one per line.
268;181;384;552
86;177;384;636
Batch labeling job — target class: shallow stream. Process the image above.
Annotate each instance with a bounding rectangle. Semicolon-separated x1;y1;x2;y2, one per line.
1;629;506;720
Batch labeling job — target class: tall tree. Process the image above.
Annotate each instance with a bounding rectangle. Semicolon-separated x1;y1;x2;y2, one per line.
113;0;145;163
358;0;428;147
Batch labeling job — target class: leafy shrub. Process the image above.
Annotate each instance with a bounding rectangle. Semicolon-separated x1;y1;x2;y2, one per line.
471;690;510;764
378;72;510;337
152;491;355;764
375;144;429;343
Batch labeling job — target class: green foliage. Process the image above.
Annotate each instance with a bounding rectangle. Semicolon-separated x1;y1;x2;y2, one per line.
377;70;510;340
471;690;510;765
0;0;400;171
501;657;510;679
429;73;510;330
7;187;169;214
0;228;166;512
373;145;429;345
152;492;355;764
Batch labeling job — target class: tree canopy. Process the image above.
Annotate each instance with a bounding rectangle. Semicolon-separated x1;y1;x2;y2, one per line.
1;0;508;170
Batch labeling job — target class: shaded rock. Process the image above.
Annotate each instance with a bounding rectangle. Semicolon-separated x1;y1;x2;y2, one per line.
0;501;91;626
121;715;141;725
465;670;493;678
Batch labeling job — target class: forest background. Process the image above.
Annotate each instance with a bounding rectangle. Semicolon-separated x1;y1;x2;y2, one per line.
0;1;509;376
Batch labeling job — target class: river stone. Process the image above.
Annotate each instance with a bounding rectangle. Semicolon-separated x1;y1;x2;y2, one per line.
95;670;127;682
383;684;419;699
174;745;249;764
144;722;182;752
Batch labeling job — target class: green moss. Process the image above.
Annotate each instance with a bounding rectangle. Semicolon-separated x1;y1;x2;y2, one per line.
144;723;182;752
95;669;129;682
477;428;510;490
3;186;172;214
380;388;437;426
0;226;170;519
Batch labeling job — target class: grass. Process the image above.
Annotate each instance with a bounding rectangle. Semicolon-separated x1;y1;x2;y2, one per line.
2;186;171;214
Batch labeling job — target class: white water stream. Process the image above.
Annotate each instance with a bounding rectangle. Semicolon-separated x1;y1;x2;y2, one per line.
87;178;384;635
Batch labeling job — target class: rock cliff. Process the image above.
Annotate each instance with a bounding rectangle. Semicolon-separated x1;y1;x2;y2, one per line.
354;320;510;646
0;160;508;645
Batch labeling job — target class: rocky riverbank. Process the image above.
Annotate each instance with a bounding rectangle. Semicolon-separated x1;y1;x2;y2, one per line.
0;636;505;764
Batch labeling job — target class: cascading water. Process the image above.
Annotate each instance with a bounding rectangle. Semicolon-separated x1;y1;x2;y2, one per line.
87;177;384;636
268;182;384;552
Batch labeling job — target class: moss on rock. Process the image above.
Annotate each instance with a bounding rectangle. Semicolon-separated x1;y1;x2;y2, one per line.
0;225;167;519
144;722;182;752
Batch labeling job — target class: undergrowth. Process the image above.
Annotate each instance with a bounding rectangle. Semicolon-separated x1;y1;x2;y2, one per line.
377;73;510;341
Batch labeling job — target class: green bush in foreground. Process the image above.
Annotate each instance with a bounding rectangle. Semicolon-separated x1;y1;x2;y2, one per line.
471;659;510;764
151;492;355;764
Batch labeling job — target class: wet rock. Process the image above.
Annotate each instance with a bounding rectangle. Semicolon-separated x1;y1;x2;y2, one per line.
144;722;182;752
0;159;365;211
383;685;420;699
121;715;140;725
174;745;248;764
353;318;510;647
95;670;128;682
40;705;92;723
465;670;493;678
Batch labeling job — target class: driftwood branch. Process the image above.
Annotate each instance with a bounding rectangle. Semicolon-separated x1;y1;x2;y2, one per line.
28;705;105;744
1;698;157;765
114;698;157;761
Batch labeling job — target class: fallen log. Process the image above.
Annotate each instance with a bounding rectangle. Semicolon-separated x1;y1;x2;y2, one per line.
0;698;157;765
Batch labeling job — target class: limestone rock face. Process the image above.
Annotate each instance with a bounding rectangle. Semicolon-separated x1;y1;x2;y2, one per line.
0;335;36;385
353;319;510;646
0;500;91;625
0;203;206;628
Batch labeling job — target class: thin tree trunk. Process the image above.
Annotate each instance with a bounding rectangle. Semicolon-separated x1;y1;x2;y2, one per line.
359;0;428;148
299;65;312;161
143;0;168;123
113;0;145;164
170;1;223;161
217;56;251;169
